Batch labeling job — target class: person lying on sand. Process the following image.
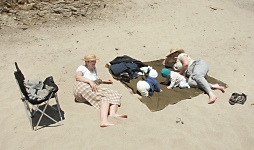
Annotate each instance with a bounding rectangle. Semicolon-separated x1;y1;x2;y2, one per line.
162;48;225;104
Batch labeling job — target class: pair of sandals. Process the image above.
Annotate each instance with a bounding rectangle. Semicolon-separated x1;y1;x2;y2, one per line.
229;93;247;105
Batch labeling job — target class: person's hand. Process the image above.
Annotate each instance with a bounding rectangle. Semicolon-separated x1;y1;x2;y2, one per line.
104;79;113;84
162;60;165;66
89;81;98;92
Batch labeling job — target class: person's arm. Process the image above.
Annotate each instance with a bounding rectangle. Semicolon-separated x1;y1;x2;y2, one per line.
164;78;169;85
102;79;113;84
75;71;90;83
163;57;176;68
154;81;161;92
179;55;189;75
75;71;98;92
95;66;113;84
162;57;171;66
167;79;176;90
164;75;170;85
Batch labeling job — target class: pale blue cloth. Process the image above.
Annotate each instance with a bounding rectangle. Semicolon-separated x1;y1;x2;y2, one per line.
24;79;53;100
179;80;190;89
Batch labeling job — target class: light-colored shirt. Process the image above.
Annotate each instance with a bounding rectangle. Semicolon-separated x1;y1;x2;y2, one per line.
76;65;97;81
173;53;194;71
168;71;186;88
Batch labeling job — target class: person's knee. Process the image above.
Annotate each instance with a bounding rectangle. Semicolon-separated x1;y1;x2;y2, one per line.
191;74;203;81
188;79;197;87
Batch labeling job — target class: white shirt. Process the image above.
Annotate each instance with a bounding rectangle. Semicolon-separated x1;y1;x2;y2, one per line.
76;65;97;81
168;71;186;88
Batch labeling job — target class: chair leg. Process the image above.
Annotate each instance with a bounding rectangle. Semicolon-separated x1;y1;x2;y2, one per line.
23;101;34;130
32;105;39;117
34;100;60;131
23;93;63;131
54;94;64;125
40;93;63;125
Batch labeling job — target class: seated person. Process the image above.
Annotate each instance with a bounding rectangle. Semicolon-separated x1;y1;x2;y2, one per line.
137;69;163;96
161;68;190;89
73;54;127;127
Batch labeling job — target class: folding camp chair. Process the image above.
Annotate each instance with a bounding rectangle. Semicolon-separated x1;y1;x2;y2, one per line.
14;62;63;131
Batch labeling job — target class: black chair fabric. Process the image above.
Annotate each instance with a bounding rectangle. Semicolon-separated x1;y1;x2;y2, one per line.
14;62;63;130
14;62;59;105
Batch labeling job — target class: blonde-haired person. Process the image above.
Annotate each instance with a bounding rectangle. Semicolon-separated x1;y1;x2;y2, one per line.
162;48;225;104
74;54;127;127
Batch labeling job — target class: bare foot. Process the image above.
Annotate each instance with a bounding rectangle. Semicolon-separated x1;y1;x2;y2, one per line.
212;84;225;93
208;92;217;104
100;122;114;127
110;114;128;118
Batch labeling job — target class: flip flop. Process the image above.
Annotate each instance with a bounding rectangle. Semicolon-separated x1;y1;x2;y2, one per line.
236;93;247;104
229;93;238;105
229;93;247;105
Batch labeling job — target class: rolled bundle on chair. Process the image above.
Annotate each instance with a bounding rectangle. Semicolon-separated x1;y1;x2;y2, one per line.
43;76;58;93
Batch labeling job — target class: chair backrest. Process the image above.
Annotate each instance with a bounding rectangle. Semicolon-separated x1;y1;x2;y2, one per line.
14;62;30;100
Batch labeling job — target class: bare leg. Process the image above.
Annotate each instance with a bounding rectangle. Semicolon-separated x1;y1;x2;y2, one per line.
211;83;225;93
109;104;128;118
100;102;114;127
208;92;217;104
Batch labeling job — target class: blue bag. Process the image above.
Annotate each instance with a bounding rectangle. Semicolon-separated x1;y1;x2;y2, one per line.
109;63;128;76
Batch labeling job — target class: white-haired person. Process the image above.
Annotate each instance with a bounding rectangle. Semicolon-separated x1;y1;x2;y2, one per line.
136;69;163;96
74;54;127;127
162;48;225;104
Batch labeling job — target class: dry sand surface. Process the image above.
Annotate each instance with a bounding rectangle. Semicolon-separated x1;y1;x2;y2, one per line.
1;0;254;149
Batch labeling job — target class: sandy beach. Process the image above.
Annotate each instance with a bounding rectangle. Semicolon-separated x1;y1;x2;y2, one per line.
1;0;254;149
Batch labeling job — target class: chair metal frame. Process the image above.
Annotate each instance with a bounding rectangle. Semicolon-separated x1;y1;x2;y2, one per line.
14;62;63;131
